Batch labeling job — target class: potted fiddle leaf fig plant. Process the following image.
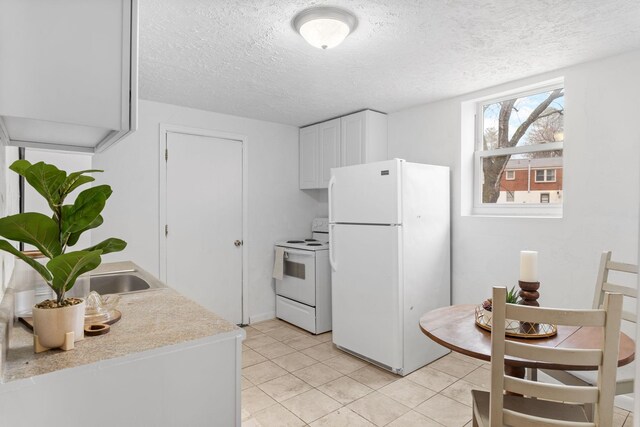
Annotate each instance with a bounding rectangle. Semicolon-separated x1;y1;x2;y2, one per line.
0;160;126;352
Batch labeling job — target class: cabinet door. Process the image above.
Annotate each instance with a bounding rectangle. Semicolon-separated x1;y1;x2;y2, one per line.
0;0;137;153
299;125;318;189
341;111;367;167
318;118;341;188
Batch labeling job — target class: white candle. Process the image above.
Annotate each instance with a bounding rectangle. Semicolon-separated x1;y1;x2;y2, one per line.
520;250;538;282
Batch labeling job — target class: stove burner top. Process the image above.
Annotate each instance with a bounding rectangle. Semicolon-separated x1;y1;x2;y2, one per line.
307;243;322;246
287;240;305;243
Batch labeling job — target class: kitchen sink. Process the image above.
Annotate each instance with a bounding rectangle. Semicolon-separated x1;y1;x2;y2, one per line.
89;272;161;295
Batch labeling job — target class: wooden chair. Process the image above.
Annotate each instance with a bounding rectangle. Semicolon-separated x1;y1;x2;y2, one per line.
471;286;623;426
542;251;637;395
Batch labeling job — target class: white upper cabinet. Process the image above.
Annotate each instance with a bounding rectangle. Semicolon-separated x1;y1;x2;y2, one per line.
299;110;387;189
299;118;340;189
0;0;138;153
299;126;319;189
318;119;341;188
341;110;388;167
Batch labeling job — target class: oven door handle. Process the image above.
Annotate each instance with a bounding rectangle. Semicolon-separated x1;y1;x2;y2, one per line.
282;248;315;257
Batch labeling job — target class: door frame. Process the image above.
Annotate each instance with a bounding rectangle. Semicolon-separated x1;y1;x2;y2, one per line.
158;124;249;325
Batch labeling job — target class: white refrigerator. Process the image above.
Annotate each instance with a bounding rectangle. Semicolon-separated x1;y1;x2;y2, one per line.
328;159;450;375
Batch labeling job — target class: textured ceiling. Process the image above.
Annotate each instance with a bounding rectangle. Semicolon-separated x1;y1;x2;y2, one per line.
139;0;640;126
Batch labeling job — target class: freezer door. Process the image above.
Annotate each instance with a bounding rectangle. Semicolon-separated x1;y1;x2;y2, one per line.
330;159;401;225
331;223;402;370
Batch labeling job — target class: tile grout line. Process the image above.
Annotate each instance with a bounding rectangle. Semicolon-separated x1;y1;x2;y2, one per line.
243;320;631;427
249;347;454;424
244;321;457;426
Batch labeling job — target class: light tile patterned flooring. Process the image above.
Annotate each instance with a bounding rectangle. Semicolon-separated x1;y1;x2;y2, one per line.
242;318;634;426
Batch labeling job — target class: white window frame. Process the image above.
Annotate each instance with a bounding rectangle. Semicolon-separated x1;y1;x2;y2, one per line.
540;193;550;203
534;168;556;183
505;170;515;180
473;82;564;217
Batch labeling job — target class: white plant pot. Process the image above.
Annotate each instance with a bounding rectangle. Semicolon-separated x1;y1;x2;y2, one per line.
32;300;85;352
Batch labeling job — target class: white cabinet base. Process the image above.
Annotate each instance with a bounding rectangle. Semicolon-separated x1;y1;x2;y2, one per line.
276;295;331;335
277;295;317;333
0;331;243;427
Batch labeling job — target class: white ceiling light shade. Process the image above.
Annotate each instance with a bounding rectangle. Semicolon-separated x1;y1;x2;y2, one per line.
293;7;357;50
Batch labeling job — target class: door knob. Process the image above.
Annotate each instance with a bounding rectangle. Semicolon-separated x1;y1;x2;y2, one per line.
234;240;243;247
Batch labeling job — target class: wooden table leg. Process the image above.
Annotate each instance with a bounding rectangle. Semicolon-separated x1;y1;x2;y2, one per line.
505;365;525;396
505;364;525;378
526;368;538;382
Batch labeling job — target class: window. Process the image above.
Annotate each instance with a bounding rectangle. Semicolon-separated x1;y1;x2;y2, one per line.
535;169;556;182
473;82;564;216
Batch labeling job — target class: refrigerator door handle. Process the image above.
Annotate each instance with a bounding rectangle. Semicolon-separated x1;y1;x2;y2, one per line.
329;223;337;271
328;175;336;223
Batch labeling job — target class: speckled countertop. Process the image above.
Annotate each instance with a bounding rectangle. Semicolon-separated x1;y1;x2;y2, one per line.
1;261;242;383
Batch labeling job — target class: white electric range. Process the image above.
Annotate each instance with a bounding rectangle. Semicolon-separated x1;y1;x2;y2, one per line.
274;218;331;334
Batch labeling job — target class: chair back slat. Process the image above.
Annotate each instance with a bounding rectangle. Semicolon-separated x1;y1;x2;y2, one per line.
503;376;598;404
601;282;637;299
506;304;605;327
592;252;638;321
505;341;601;367
490;287;623;427
606;260;638;274
622;310;636;323
503;410;595;427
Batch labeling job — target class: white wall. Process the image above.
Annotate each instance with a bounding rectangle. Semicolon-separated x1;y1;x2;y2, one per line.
92;100;320;322
388;50;640;310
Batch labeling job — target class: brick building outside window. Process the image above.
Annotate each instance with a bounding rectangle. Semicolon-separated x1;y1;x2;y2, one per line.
496;157;563;204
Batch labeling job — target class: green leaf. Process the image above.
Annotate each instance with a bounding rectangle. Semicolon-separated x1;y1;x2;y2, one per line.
66;215;103;247
61;169;103;196
47;250;102;293
61;185;112;234
0;240;52;282
81;238;127;255
23;162;67;206
0;213;62;258
9;159;33;176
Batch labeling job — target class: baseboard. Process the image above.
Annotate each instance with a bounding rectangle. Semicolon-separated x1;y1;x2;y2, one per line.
249;311;275;324
614;394;634;412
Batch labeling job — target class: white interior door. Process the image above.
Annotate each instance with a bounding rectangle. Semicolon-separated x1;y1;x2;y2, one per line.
165;131;243;324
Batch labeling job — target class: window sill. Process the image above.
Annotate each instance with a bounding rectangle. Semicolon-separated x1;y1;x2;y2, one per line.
469;205;563;218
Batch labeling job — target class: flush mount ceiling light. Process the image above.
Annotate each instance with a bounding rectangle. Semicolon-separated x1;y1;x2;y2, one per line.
293;7;357;50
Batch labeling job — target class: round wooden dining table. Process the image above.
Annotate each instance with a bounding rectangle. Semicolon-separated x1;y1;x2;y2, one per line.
420;304;635;378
